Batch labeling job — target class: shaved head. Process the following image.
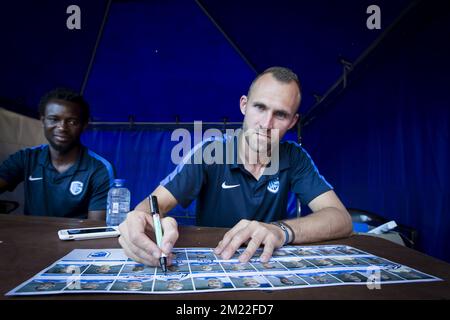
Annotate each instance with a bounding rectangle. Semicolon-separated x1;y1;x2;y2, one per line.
248;66;302;111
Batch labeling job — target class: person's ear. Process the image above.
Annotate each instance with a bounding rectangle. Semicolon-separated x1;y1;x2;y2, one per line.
240;95;248;115
40;115;45;127
287;113;300;130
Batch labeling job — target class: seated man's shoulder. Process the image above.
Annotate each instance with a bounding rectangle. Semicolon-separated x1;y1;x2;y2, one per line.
280;140;307;157
85;149;114;173
198;135;230;149
23;144;48;153
189;135;231;158
12;144;48;161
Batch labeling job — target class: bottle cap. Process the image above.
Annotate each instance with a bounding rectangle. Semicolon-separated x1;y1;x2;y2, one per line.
113;179;125;187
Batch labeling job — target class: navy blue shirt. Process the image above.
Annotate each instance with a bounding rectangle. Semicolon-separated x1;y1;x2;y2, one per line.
161;135;332;227
0;144;115;218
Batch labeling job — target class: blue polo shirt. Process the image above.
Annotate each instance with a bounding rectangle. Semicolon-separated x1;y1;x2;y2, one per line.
161;135;332;227
0;144;115;218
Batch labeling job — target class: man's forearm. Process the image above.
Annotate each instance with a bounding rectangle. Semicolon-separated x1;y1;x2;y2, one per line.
135;198;151;213
284;207;353;244
134;186;178;217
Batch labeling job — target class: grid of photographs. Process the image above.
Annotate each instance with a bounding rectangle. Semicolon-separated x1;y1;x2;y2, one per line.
6;245;441;295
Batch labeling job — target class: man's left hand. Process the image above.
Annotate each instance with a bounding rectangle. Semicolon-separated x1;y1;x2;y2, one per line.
213;219;285;263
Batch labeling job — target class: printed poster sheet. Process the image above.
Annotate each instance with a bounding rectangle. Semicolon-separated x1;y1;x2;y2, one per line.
6;245;441;295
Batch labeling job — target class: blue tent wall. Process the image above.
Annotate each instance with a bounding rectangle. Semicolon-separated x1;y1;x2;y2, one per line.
199;0;412;115
0;0;411;120
0;0;107;117
301;1;450;262
83;0;255;122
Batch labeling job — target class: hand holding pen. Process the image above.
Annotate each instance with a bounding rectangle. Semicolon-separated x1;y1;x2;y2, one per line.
117;196;178;267
149;195;168;273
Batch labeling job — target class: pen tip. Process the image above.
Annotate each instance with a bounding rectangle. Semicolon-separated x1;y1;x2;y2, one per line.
160;257;167;274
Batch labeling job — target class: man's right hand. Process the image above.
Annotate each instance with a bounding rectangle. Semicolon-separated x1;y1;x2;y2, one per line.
118;210;179;266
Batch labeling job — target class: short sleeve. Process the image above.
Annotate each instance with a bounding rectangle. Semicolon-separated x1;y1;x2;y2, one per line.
88;164;115;211
289;145;333;205
0;150;26;191
160;142;206;208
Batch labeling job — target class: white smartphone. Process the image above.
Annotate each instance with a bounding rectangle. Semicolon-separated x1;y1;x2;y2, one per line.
58;226;120;241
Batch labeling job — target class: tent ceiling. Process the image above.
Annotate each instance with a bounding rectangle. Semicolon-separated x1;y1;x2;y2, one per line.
0;0;412;122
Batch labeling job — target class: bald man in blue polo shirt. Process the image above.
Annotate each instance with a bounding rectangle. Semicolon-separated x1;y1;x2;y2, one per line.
0;88;115;220
119;67;353;265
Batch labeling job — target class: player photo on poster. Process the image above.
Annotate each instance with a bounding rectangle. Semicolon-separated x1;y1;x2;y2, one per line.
153;277;194;292
265;274;308;287
65;279;114;291
279;259;316;270
156;262;190;275
43;263;89;275
83;263;123;276
110;278;154;292
189;262;224;273
119;263;156;276
229;275;272;289
192;276;234;290
15;279;68;294
221;262;256;272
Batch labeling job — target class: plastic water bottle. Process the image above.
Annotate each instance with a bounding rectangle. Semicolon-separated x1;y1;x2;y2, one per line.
106;179;131;226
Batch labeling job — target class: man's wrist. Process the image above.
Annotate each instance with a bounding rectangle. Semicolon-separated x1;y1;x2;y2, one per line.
270;221;291;246
280;221;295;244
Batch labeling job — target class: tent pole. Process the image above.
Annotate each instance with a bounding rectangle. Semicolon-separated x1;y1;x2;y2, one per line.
80;0;112;95
301;0;421;128
194;0;258;74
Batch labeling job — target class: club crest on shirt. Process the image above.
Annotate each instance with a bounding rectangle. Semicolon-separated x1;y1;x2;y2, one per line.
70;181;84;196
267;178;280;194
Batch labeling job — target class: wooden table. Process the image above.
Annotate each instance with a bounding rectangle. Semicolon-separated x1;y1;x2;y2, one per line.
1;215;450;300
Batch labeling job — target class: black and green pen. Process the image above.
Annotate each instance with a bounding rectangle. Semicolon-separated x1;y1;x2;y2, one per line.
149;195;167;273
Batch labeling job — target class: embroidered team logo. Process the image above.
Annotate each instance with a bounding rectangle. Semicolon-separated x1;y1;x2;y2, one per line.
267;178;280;194
70;181;84;196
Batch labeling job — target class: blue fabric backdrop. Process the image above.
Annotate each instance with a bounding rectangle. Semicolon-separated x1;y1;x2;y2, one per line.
301;1;450;262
